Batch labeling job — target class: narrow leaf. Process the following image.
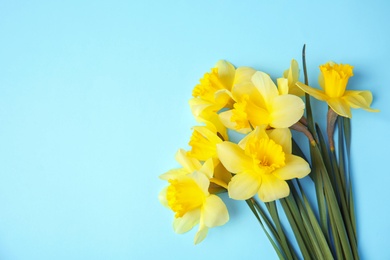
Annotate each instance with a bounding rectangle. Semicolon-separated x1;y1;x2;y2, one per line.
245;199;286;259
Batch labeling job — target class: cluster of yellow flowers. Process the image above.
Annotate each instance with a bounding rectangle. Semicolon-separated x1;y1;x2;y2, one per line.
159;58;378;245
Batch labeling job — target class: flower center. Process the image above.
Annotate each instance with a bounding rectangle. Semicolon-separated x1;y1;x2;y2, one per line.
192;68;226;102
166;179;205;218
247;137;285;172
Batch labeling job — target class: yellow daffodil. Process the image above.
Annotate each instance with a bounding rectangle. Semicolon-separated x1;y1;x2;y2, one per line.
216;126;310;202
296;62;379;118
219;71;305;134
159;158;229;244
189;60;256;121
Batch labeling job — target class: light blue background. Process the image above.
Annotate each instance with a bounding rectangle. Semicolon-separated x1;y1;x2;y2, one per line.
0;1;389;259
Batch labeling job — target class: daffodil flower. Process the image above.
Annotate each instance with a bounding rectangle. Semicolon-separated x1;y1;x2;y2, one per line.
159;158;229;244
189;60;256;121
296;62;379;118
216;126;310;202
219;71;305;134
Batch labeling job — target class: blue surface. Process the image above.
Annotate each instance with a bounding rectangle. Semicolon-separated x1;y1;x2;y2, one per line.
0;1;389;259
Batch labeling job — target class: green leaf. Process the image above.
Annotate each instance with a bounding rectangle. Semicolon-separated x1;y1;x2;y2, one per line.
313;125;331;239
290;188;322;259
280;194;313;259
312;145;354;259
245;199;286;259
342;117;357;241
265;201;297;260
302;45;315;135
328;122;358;258
338;118;347;196
296;181;334;259
315;123;335;189
292;138;308;161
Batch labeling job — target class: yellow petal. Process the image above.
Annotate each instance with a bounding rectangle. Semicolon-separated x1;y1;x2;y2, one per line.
234;67;256;85
267;128;292;154
194;226;208;245
288;86;306;97
176;149;202;172
296;82;328;101
213;162;232;185
218;110;252;134
173;208;201;234
187;132;216;161
218;110;235;128
343;90;380;112
232;81;264;106
159;168;189;180
318;70;325;90
283;59;299;83
201;113;228;141
258;174;289;202
273;154;311;180
238;126;268;150
269;95;305;128
199;159;214;179
251;71;279;106
214;89;234;108
203;195;229;227
188;124;222;161
191;171;210;195
277;78;289;95
158;187;169;208
228;172;261;200
216;142;252;173
216;60;235;90
246;101;271;127
193;126;222;145
327;98;352;118
283;59;305;96
189;98;211;118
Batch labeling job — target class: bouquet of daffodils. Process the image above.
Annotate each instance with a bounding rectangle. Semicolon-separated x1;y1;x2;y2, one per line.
158;46;378;259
